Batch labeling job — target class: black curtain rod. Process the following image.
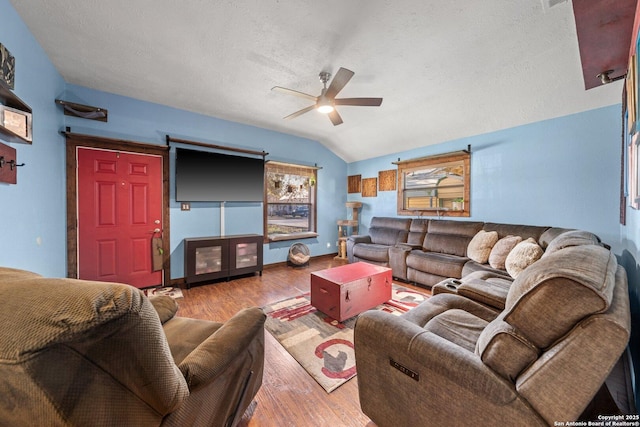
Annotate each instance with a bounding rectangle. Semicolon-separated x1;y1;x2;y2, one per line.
166;135;268;158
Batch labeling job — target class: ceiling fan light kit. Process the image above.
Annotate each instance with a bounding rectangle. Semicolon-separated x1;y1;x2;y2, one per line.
272;67;382;125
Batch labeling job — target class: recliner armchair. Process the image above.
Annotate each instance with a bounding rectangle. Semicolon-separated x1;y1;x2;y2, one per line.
354;244;631;426
0;267;265;427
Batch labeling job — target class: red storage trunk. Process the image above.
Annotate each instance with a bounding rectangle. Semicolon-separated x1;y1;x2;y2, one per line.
311;262;392;321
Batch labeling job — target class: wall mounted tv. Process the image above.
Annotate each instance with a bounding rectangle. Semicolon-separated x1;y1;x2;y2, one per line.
175;148;265;202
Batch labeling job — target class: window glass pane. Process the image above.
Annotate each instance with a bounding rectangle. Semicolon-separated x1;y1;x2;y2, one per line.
397;152;469;216
265;164;316;239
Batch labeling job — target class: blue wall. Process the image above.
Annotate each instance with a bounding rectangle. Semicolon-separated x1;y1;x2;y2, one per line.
60;84;348;278
0;0;66;275
0;0;638;408
348;105;622;252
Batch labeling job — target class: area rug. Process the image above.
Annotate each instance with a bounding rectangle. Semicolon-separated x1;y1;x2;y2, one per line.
263;284;429;393
143;286;184;299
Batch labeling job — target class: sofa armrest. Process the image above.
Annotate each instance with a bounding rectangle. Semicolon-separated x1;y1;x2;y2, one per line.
148;295;179;324
355;310;516;404
178;307;266;390
457;280;509;310
347;234;372;244
347;235;372;263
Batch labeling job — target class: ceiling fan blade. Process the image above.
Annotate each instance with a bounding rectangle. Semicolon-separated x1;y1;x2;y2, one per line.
325;67;354;99
283;105;316;120
334;97;383;107
272;86;317;101
328;109;343;126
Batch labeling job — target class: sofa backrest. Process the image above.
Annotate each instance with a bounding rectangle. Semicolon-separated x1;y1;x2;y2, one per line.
475;244;618;378
542;229;602;257
369;217;412;245
422;220;484;257
482;222;550;247
407;218;429;246
0;268;189;426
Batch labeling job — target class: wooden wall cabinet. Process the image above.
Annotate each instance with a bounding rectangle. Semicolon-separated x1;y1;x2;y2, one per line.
184;234;263;288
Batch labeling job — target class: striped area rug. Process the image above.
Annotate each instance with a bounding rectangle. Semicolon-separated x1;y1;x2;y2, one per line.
263;284;429;393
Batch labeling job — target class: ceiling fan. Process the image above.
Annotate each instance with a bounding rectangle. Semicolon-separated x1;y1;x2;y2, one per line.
272;67;383;126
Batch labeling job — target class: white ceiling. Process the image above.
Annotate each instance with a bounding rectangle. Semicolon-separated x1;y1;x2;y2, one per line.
10;0;623;162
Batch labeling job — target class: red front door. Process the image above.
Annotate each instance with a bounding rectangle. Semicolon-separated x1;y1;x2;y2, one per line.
77;147;163;288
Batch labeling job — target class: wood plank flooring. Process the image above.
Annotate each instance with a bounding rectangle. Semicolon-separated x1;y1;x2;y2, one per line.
172;255;429;427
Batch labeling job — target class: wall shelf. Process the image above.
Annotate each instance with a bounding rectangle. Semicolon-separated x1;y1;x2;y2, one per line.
0;80;32;144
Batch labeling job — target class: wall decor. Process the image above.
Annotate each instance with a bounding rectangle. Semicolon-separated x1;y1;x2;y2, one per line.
0;104;32;142
0;43;15;89
378;169;396;191
348;174;361;193
362;177;377;197
55;99;108;122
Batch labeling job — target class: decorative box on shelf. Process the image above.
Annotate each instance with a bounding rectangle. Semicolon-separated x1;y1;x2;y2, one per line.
0;80;32;144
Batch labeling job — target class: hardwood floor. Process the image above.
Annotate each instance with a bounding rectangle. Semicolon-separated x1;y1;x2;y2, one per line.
172;255;429;427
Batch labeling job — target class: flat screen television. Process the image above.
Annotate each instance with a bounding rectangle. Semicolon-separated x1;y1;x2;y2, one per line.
175;148;265;202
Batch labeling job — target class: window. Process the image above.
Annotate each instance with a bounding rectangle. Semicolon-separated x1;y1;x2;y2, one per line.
264;161;318;241
396;150;470;217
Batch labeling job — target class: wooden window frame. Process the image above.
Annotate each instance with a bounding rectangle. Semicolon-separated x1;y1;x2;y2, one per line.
263;161;318;242
395;150;470;217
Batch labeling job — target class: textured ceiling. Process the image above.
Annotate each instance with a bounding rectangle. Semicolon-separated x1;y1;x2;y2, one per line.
10;0;623;162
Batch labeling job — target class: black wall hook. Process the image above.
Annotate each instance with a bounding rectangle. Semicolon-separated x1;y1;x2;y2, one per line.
8;160;24;170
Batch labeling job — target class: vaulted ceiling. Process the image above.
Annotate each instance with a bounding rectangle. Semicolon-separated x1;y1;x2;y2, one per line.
10;0;627;162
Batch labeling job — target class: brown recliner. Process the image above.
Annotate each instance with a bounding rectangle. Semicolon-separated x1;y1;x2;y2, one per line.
355;244;631;427
0;267;265;427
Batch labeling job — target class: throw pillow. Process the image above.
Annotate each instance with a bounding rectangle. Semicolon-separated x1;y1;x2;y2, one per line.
505;237;544;278
467;230;499;264
489;235;522;270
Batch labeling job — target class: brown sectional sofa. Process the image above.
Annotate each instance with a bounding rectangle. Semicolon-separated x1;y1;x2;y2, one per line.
351;218;631;426
347;216;586;289
355;241;631;426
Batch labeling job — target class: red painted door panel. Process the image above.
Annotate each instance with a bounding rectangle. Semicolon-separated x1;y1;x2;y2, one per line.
77;147;163;288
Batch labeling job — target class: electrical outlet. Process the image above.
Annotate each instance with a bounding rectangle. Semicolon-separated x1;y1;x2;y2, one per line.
336;241;339;247
181;202;191;211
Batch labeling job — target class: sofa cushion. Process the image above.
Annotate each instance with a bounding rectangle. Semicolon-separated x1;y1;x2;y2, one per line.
428;220;484;237
369;227;409;246
476;313;539;381
456;271;514;310
424;308;487;352
407;250;470;279
483;223;550;243
467;230;499;264
505;238;543;279
423;233;473;257
489;235;522;270
0;276;145;358
353;243;392;263
370;216;412;231
149;296;179;324
538;227;574;249
461;260;513;279
542;230;601;258
504;245;616;348
407;219;429;246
